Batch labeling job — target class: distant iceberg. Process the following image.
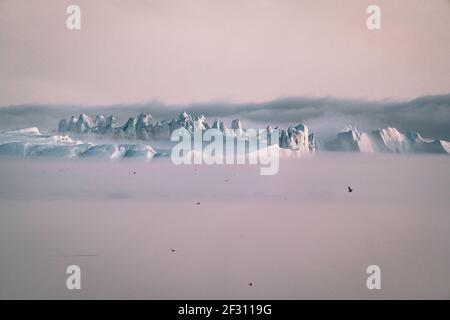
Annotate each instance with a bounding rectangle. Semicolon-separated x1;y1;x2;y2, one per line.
1;110;449;160
0;127;157;160
325;127;450;154
57;112;315;153
56;111;450;155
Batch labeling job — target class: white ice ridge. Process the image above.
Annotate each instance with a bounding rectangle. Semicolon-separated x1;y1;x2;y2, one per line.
58;112;315;152
0;128;156;159
56;111;450;155
324;127;450;154
1;112;449;159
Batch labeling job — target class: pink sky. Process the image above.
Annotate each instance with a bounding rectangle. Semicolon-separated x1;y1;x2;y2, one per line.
0;0;449;106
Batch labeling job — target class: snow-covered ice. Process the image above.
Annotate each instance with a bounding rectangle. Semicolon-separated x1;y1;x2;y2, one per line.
0;127;156;160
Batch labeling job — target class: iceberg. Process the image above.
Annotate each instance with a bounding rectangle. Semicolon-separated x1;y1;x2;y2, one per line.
56;111;450;155
325;129;374;152
324;127;450;154
0;127;157;160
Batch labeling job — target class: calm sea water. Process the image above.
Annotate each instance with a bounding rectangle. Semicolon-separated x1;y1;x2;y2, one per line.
0;154;449;299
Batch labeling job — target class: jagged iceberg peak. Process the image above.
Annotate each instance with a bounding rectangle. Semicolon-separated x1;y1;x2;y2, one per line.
323;126;450;154
177;111;194;125
294;123;308;133
211;119;220;129
178;111;191;121
121;117;137;136
196;114;206;122
94;115;106;129
404;130;450;154
194;114;209;131
219;121;227;132
68;116;79;132
59;114;96;133
58;118;68;132
58;112;255;138
325;128;373;152
279;123;310;152
170;111;194;132
230;119;244;136
78;113;92;123
101;115;118;134
137;112;152;126
375;127;404;140
61;113;153;134
370;127;407;153
136;113;153;140
76;113;94;133
58;116;79;133
231;119;242;130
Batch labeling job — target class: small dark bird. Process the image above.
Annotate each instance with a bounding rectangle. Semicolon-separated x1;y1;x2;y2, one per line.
170;249;176;253
133;171;136;175
196;202;201;205
248;282;254;287
348;186;353;193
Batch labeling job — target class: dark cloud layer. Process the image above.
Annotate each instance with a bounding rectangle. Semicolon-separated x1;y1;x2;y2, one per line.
1;93;449;140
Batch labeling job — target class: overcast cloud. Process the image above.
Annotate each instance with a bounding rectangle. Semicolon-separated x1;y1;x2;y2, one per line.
1;0;450;105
